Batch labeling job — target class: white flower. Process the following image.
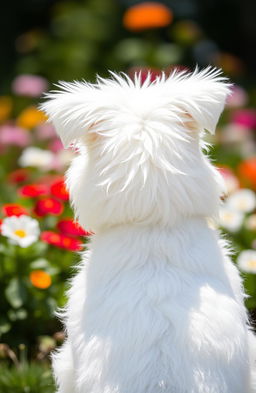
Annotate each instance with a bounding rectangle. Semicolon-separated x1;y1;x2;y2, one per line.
245;214;256;231
220;124;251;144
226;189;256;213
18;147;54;170
57;149;75;167
223;174;239;195
219;205;244;232
218;168;239;196
237;250;256;274
1;215;40;247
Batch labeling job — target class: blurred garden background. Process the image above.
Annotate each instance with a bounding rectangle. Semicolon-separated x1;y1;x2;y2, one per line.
0;0;256;391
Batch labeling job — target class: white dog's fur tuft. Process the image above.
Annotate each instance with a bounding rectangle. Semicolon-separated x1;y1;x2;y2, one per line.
41;67;256;393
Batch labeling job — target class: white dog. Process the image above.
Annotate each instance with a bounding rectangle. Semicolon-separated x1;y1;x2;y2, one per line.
42;67;256;393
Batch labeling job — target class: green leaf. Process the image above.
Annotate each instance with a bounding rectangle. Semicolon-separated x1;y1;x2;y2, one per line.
46;297;57;314
31;259;59;274
0;318;11;335
16;308;28;320
32;242;48;254
5;278;27;308
8;308;28;321
31;259;50;269
245;296;256;310
0;243;7;253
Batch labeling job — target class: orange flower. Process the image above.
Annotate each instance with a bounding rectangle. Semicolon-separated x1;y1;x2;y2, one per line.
0;96;12;122
123;2;173;31
238;158;256;190
16;106;47;129
30;270;52;289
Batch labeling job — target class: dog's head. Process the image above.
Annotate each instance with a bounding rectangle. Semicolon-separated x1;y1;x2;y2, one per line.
41;67;231;231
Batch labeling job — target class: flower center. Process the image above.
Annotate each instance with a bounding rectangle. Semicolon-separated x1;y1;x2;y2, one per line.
14;229;27;238
248;259;256;268
223;212;233;223
237;199;248;209
62;238;71;247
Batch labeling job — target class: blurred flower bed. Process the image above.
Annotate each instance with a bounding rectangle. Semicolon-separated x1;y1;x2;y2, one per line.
1;71;256;370
0;0;256;391
0;74;94;356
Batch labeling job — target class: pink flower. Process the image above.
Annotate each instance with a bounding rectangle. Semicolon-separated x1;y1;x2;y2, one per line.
231;109;256;129
48;138;63;152
0;124;31;147
226;85;248;108
36;123;56;140
12;74;48;97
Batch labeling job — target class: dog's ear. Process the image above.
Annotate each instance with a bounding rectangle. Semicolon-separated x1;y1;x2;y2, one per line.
170;67;232;135
40;81;107;148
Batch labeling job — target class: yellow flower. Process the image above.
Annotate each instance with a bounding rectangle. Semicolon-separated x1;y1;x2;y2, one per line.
17;106;47;129
0;96;12;122
30;270;52;289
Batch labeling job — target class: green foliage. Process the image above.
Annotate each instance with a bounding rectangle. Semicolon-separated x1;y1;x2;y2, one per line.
0;362;54;393
16;0;123;82
0;236;77;346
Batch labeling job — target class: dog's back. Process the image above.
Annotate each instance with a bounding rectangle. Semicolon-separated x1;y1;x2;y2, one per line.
59;220;250;393
42;68;256;393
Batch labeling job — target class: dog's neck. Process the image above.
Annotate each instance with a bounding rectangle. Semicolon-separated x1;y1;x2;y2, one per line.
86;216;223;278
93;216;213;237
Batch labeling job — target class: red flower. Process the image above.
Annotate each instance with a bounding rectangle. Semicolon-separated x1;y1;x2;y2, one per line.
2;204;28;217
50;178;69;201
128;67;162;84
34;198;63;216
19;183;49;198
41;231;82;251
41;231;62;246
165;65;191;75
57;219;92;237
128;66;191;85
8;168;29;184
60;235;83;251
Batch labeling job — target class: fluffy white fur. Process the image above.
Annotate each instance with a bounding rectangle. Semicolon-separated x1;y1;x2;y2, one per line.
41;67;256;393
